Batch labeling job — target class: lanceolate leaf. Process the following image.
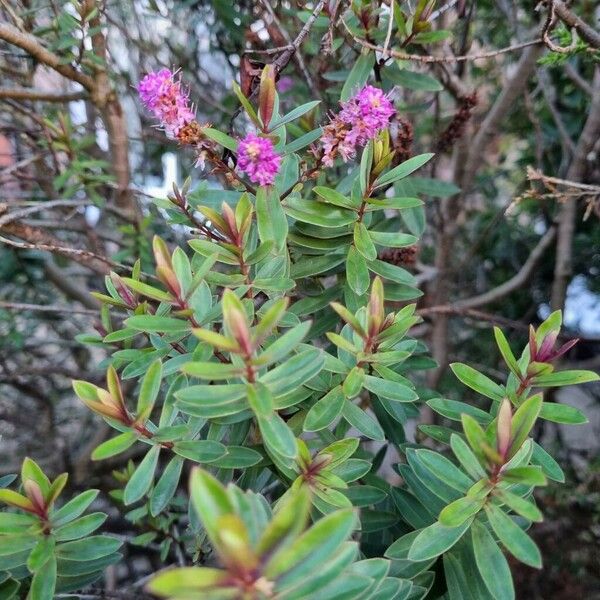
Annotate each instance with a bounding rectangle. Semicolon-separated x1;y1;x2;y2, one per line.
471;520;515;600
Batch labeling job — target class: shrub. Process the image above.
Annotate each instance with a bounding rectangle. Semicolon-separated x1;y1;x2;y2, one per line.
1;65;597;600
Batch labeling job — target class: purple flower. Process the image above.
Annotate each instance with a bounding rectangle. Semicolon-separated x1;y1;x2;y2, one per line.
322;85;395;166
237;133;281;186
138;69;195;136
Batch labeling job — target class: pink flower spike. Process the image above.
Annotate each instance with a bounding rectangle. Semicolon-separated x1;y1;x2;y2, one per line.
138;69;195;136
321;85;395;166
237;134;282;186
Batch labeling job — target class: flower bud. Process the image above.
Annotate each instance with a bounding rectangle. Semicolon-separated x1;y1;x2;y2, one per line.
259;64;276;131
497;398;512;459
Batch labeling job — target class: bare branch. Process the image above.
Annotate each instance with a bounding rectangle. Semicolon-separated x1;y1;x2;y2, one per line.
340;17;543;63
453;227;557;309
0;23;95;90
0;87;88;102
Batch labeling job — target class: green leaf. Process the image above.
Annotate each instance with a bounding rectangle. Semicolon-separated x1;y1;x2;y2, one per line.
258;413;297;459
0;513;37;534
51;490;99;527
247;382;274;417
189;468;234;545
532;369;599;386
210;446;263;469
359;141;373;195
290;254;346;278
285;196;356;228
341;51;375;101
539;402;588;424
304;386;345;432
56;536;122;561
439;497;483;527
314;186;356;209
260;349;324;396
148;567;229;595
501;466;546;486
150;456;184;516
408;521;471;561
415;449;474;493
54;513;106;542
368;231;418;248
450;363;505;401
374;154;434;188
493;327;521;376
363;375;418;402
257;487;311;558
173;440;227;463
284;128;323;154
471;520;515;600
123;445;160;505
427;398;491;424
343;366;365;398
29;555;56;600
202;127;239;151
270;100;321;130
137;360;162;420
450;434;486;480
256;321;312;367
354;223;377;261
509;394;542;457
346;246;370;295
461;415;489;463
181;361;243;380
27;536;55;572
494;489;543;522
342;400;385;441
256;186;288;252
232;81;260;126
387;67;443;91
126;315;189;333
121;278;173;302
531;442;564;483
485;504;542;568
264;508;356;581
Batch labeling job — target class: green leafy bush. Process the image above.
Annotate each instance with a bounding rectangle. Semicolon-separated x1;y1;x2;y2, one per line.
1;14;598;600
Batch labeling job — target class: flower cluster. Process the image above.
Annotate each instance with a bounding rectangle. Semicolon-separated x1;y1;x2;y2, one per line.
237;133;281;186
138;69;195;136
322;85;395;166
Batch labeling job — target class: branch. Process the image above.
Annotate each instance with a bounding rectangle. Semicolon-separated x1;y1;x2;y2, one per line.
340;17;543;63
452;227;557;309
262;0;325;98
272;0;326;72
0;87;88;102
418;306;530;332
460;44;545;192
0;23;95;90
543;0;600;49
0;220;115;275
44;261;100;310
551;67;600;310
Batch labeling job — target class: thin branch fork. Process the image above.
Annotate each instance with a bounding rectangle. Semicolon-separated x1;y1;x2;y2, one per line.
541;0;600;49
527;166;600;194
